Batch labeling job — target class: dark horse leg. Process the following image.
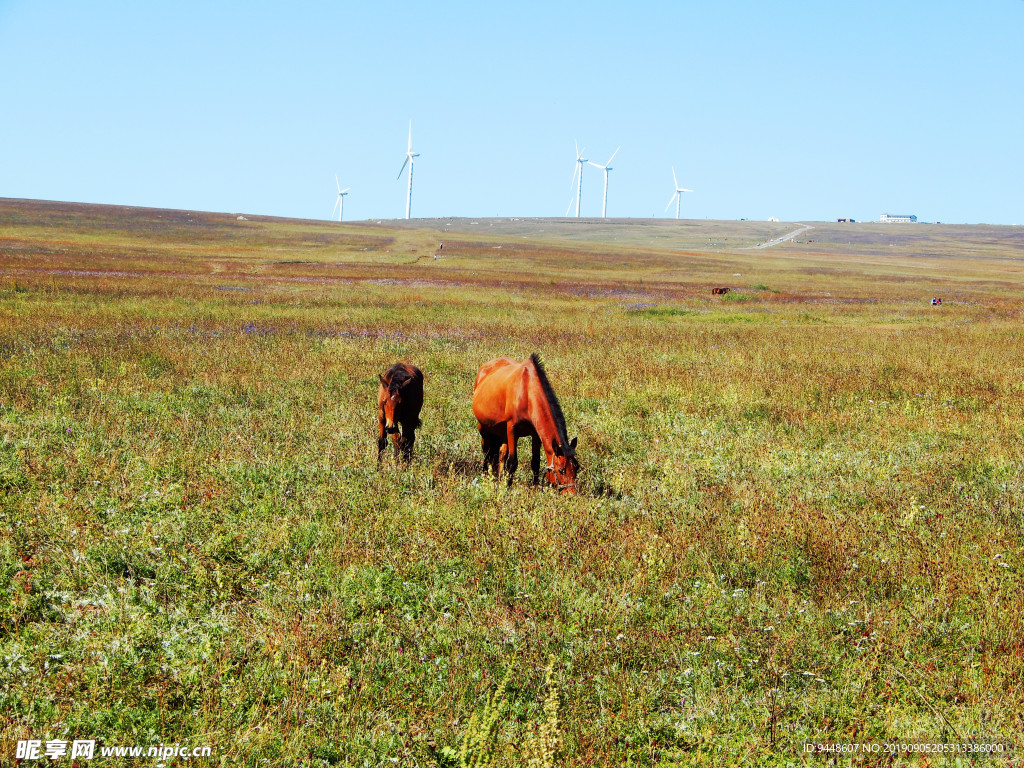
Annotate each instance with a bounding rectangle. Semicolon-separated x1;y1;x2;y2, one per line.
502;425;518;486
530;434;541;485
397;420;416;463
479;428;501;478
390;428;403;462
377;418;388;462
497;443;514;486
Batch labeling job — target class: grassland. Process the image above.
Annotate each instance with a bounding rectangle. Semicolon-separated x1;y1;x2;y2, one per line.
1;198;1022;766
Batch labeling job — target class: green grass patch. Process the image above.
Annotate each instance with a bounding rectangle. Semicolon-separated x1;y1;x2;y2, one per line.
0;200;1022;765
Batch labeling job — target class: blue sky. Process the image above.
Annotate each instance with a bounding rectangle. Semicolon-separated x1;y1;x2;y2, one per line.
2;1;1022;224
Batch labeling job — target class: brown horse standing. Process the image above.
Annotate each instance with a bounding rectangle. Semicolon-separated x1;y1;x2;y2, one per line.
472;353;579;494
376;363;424;462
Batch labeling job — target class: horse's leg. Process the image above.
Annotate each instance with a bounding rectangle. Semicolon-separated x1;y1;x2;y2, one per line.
530;434;541;485
497;443;508;482
491;441;503;479
377;417;388;462
479;426;498;477
390;425;403;461
399;421;415;463
503;425;518;486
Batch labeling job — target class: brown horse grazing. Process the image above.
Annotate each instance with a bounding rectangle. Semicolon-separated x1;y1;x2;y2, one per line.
376;363;424;462
472;353;580;494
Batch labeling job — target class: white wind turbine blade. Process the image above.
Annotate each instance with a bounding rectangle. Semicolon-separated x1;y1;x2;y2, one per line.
606;146;620;166
336;174;341;193
332;197;341;218
672;166;679;190
587;160;604;170
340;188;351;195
397;156;409;180
566;162;581;215
407;121;413;152
665;191;679;213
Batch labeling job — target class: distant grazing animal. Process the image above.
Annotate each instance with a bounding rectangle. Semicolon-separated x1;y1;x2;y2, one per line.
376;363;424;462
472;354;580;495
712;287;731;295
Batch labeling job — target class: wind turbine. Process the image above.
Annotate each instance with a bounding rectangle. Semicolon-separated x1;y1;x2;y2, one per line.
588;146;620;219
665;167;693;219
397;121;420;219
331;175;350;222
566;141;587;217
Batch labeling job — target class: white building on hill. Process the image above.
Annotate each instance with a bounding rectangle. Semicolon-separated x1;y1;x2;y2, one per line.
879;213;918;223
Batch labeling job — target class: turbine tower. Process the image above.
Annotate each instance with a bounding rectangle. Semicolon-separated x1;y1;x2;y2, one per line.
397;121;419;219
588;146;620;219
665;167;693;220
566;141;587;217
331;175;350;222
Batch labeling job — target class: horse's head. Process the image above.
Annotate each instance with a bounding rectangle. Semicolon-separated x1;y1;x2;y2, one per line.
379;375;402;434
546;437;580;495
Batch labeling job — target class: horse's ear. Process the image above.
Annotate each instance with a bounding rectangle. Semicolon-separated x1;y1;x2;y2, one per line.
569;437;578;451
552;439;563;457
378;374;386;386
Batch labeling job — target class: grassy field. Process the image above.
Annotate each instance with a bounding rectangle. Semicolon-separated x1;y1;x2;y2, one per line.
1;198;1022;766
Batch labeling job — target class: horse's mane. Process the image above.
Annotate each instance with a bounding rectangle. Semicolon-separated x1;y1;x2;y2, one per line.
529;353;572;453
